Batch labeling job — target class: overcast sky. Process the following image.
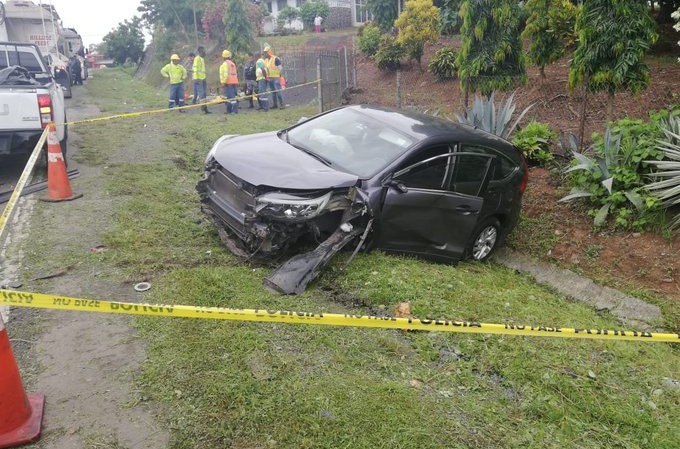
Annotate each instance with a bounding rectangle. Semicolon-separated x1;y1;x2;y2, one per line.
50;0;144;46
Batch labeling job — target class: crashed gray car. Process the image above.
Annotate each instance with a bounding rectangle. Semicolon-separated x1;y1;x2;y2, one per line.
197;105;528;294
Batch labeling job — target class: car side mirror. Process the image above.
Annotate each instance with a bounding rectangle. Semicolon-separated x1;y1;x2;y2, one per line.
387;180;408;194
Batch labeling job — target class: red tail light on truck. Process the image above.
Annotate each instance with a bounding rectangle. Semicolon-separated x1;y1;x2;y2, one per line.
37;94;53;128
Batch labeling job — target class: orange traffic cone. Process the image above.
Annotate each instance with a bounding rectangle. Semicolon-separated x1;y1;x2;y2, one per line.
0;319;45;448
41;123;82;202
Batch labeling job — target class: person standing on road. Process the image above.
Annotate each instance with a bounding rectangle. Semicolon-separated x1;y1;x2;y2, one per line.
264;46;284;109
219;50;239;114
255;52;269;111
192;46;211;114
243;53;257;109
160;54;188;112
314;14;323;33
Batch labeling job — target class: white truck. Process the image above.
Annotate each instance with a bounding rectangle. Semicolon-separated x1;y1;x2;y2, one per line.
0;41;67;161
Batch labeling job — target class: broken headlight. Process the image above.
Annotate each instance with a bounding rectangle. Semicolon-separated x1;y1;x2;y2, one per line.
256;192;331;220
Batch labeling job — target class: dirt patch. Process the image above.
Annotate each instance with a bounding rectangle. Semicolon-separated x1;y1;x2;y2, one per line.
522;167;679;301
0;85;168;449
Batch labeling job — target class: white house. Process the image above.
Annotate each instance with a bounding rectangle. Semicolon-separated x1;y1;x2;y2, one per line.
261;0;370;34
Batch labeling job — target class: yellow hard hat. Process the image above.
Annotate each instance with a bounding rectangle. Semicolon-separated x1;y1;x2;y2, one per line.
171;54;180;60
263;45;271;52
222;50;232;58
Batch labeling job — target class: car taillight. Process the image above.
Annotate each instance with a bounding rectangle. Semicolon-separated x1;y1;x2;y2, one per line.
518;153;529;194
37;94;53;128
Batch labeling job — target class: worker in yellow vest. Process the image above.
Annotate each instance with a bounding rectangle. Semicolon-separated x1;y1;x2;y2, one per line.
255;52;269;111
192;46;211;114
160;54;188;112
263;45;284;109
219;50;239;114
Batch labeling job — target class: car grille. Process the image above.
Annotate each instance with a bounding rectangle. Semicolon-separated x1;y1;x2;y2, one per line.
210;168;257;215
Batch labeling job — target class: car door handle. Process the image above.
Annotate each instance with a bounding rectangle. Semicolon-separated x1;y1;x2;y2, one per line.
455;205;475;215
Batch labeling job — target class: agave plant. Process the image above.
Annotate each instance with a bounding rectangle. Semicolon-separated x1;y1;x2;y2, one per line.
645;119;680;231
559;128;647;227
456;91;533;139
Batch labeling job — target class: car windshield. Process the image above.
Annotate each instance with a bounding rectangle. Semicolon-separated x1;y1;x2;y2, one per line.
286;108;416;178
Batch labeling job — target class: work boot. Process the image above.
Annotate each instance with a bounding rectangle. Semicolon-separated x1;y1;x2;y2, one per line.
202;105;212;114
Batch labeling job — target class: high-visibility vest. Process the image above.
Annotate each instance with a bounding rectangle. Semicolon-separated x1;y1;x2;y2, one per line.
265;55;280;78
226;60;238;85
160;62;187;84
192;55;206;80
256;58;267;81
220;60;239;85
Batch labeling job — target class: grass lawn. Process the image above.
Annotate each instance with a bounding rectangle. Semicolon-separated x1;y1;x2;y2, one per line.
75;68;679;449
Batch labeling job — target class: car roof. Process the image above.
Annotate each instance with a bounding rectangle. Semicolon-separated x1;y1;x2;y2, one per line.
344;104;516;150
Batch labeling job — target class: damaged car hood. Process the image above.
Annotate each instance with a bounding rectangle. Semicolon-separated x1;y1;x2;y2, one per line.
213;132;359;189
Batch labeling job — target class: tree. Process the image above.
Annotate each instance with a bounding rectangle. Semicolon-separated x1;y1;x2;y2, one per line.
138;0;202;39
455;0;527;105
394;0;440;69
299;1;330;30
248;2;268;38
202;0;226;40
522;0;578;79
439;0;462;35
673;6;680;60
224;0;252;58
277;7;300;32
569;0;658;123
366;0;399;31
103;17;146;66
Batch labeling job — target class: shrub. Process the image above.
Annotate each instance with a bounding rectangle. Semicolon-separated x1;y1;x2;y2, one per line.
428;46;457;80
373;35;403;71
559;126;663;229
299;0;330;29
277;6;299;31
645;115;680;232
512;121;556;165
357;23;382;56
456;91;533;139
394;0;440;69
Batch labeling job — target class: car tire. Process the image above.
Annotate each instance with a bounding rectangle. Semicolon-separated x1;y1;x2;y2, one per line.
466;218;501;262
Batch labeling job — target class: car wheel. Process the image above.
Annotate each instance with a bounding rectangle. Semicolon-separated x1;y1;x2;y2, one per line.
467;218;501;262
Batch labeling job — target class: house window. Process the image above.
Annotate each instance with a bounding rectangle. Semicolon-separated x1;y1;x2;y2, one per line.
266;1;272;13
355;0;370;24
277;0;287;11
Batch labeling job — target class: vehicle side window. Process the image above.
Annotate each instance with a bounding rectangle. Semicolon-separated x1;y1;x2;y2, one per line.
461;144;516;180
0;52;7;69
450;154;494;196
395;145;452;190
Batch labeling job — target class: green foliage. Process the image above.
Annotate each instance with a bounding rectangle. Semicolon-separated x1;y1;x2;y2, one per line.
569;0;658;96
103;17;146;66
440;0;461;35
224;0;253;59
522;0;578;76
299;0;330;29
456;0;527;96
645;116;680;232
560;120;667;229
153;28;176;62
366;0;399;31
512;121;557;165
137;0;198;36
427;46;457;80
456;91;533;140
277;7;300;31
394;0;441;68
373;34;404;71
357;23;382;56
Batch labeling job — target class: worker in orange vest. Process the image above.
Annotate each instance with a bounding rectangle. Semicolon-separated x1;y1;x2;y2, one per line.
219;50;239;114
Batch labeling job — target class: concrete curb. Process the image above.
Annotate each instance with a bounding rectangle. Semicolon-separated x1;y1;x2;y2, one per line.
493;248;663;330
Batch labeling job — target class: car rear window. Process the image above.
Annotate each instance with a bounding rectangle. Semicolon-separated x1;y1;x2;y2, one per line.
0;47;44;72
461;144;517;179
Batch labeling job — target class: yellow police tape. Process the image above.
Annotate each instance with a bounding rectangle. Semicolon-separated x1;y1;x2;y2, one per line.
57;79;322;127
1;289;678;343
0;127;49;239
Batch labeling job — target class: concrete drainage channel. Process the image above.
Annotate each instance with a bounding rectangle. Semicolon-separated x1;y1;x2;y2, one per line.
492;248;662;329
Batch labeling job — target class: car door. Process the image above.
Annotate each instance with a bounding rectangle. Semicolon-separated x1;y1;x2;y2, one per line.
378;146;495;260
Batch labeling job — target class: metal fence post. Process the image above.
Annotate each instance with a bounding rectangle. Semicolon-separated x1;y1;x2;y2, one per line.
317;55;323;113
396;69;402;109
352;36;358;89
343;46;349;90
